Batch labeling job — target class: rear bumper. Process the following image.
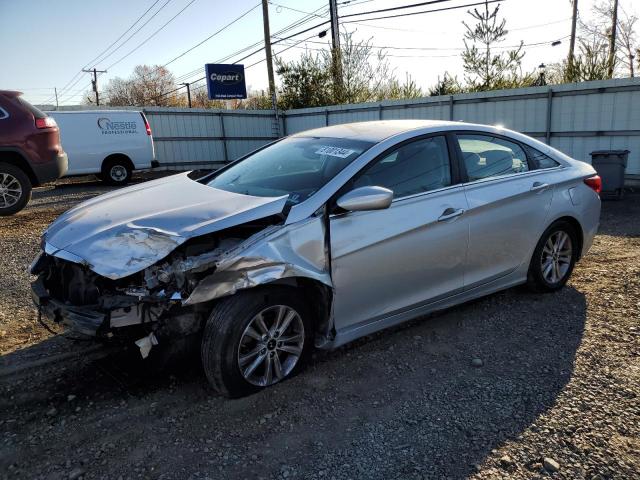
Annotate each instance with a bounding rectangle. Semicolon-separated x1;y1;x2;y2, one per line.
31;152;68;185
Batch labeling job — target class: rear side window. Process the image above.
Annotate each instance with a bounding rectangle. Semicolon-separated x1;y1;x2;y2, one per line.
524;145;560;169
16;97;47;119
457;134;529;181
354;136;452;198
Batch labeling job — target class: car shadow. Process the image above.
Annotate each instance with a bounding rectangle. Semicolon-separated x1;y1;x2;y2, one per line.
0;284;587;479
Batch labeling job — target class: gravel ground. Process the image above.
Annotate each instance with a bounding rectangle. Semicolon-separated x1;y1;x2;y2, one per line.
0;181;639;480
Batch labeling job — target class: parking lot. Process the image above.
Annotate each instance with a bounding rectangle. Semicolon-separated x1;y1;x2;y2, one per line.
1;179;639;480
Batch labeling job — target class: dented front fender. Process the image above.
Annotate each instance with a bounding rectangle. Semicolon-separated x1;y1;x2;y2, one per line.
183;216;332;305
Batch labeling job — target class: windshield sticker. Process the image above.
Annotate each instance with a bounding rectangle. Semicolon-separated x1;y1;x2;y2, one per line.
315;146;356;158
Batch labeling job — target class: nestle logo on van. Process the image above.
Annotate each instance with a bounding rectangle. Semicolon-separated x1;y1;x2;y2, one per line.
97;117;137;135
209;72;243;85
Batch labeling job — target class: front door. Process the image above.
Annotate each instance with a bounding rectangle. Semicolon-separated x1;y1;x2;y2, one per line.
330;135;469;332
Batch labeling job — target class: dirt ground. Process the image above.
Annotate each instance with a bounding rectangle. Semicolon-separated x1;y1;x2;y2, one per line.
1;179;639;480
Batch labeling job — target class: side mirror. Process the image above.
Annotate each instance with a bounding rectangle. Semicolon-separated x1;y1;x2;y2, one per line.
336;186;394;212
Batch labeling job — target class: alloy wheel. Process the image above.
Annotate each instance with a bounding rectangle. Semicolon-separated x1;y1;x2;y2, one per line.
237;305;305;387
541;230;573;284
0;172;22;209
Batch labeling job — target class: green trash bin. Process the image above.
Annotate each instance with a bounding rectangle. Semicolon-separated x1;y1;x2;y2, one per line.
590;150;629;199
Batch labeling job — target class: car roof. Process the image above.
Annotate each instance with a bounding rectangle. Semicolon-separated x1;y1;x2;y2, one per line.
291;120;492;142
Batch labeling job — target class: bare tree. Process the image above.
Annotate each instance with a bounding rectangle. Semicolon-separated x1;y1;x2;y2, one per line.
103;65;184;107
547;33;611;83
580;1;638;77
617;5;638;76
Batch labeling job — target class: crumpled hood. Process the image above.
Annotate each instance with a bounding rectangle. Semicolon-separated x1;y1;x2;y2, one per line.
44;173;288;279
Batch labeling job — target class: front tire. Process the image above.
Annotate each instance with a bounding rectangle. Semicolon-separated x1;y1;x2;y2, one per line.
0;162;32;216
201;287;312;398
527;220;578;292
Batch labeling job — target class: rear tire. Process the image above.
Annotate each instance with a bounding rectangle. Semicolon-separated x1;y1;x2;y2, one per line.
201;287;312;398
101;157;132;186
0;162;32;216
527;220;578;292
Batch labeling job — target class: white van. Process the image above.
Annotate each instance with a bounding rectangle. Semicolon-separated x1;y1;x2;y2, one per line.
47;110;156;185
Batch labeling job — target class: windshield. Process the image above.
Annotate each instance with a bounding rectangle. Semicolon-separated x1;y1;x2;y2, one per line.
207;136;373;206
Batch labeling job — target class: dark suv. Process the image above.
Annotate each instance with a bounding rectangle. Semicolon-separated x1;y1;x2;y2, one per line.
0;91;68;215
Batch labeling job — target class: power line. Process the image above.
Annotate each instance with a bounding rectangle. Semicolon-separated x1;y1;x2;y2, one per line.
152;0;502;102
246;32;323;68
340;0;453;19
84;0;165;69
133;1;325;90
288;33;570;52
342;0;505;24
133;2;263;85
73;0;509;105
104;0;200;70
158;2;262;71
49;0;173;103
165;4;330;88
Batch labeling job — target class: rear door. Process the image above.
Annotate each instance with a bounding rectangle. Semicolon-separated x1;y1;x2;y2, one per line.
455;132;554;289
330;134;469;332
49;113;95;175
99;112;152;170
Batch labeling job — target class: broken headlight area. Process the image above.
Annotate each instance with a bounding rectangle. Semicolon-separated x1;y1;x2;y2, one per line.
30;254;194;341
29;217;283;352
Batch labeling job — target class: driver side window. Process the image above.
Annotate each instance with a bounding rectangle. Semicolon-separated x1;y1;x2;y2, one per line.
353;136;452;198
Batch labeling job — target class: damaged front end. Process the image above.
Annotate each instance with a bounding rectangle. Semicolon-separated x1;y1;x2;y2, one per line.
30;213;333;357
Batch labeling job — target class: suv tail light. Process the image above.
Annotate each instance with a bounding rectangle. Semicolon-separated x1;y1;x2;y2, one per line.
584;175;602;194
35;117;57;129
140;112;151;136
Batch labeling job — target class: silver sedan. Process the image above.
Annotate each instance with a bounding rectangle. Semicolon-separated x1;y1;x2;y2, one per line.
31;120;601;397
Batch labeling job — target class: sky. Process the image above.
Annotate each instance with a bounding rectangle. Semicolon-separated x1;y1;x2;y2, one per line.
0;0;629;106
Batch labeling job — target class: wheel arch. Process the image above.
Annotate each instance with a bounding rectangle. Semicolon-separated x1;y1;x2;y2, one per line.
102;153;134;172
546;215;584;260
0;149;38;186
262;278;334;342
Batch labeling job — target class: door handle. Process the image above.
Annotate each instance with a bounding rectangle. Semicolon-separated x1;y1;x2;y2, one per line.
438;208;465;222
530;181;550;192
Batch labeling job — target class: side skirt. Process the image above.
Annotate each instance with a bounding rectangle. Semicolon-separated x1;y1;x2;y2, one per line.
323;272;527;349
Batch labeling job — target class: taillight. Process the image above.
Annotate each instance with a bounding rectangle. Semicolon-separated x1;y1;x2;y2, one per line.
140;112;151;136
35;117;57;129
584;175;602;194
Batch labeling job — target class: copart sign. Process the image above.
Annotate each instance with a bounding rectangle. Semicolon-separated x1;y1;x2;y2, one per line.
205;63;247;100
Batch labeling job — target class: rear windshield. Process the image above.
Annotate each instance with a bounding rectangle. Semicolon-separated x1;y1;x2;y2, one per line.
16;97;47;119
207;136;373;205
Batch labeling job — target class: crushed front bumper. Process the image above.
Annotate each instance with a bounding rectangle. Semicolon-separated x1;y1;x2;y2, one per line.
31;277;107;337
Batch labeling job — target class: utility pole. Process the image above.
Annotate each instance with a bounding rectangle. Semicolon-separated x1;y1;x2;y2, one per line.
261;0;275;100
54;87;59;110
82;68;106;106
261;0;280;136
607;0;619;78
181;82;192;108
568;0;578;77
329;0;342;99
